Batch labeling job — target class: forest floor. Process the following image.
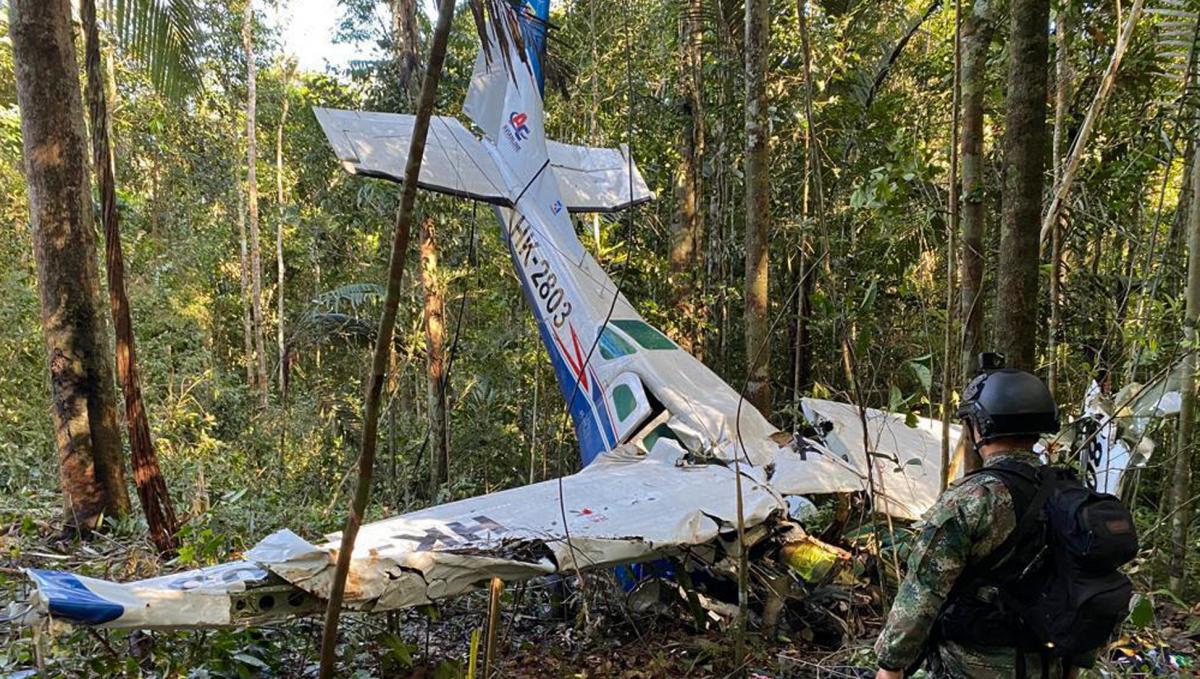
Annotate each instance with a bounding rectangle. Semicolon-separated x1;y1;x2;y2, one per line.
2;498;1199;677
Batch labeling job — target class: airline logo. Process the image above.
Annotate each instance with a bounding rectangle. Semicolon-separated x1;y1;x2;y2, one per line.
509;111;530;140
551;199;563;215
502;111;530;152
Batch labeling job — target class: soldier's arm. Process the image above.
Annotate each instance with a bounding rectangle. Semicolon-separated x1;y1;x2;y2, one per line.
873;483;992;672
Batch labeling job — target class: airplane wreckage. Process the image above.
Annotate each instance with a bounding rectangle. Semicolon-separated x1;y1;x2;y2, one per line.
5;0;1178;634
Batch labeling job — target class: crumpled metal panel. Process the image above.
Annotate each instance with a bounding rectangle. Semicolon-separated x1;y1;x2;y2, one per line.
13;448;789;629
799;398;961;520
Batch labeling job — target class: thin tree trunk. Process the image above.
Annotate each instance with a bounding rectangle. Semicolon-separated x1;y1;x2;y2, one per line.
1168;142;1196;264
959;0;994;382
10;0;130;530
670;0;704;356
81;0;177;553
276;64;293;395
1168;145;1200;596
996;0;1050;371
237;185;254;386
793;0;821;400
863;0;944;111
743;0;771;413
420;217;449;494
392;0;421;98
942;0;962;491
1047;7;1071;398
316;0;457;673
1040;0;1146;245
243;1;268;408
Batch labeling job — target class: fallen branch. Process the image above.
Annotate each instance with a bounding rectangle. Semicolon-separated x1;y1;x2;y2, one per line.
1039;0;1146;246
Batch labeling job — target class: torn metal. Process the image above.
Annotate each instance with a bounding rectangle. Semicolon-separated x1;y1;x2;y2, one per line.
8;0;962;632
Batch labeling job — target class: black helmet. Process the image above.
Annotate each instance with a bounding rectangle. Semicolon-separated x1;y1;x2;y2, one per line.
957;362;1059;444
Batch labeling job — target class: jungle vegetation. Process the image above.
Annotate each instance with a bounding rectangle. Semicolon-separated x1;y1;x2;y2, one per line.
1;0;1198;675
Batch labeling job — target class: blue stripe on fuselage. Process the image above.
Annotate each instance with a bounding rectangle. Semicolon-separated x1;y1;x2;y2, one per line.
27;569;124;625
496;209;615;466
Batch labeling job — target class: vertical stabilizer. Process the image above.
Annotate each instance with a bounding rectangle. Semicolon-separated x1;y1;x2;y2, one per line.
463;3;788;468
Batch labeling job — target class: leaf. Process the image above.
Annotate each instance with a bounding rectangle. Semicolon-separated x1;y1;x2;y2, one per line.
908;356;932;392
112;0;204;100
1128;594;1154;628
232;653;269;669
313;283;386;311
859;280;878;312
381;633;413;668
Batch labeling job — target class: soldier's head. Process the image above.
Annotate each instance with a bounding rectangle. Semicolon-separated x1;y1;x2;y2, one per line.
957;353;1059;455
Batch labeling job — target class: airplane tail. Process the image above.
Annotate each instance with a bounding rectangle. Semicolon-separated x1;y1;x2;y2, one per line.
313;1;860;475
458;1;791;468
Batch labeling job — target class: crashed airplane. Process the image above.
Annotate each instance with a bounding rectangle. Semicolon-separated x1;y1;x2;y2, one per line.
9;0;1148;633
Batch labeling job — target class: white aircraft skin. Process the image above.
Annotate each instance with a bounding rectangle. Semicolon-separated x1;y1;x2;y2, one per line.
7;0;954;631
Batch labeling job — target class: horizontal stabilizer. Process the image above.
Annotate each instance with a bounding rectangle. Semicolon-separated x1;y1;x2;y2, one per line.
314;108;508;204
313;107;653;212
547;140;652;213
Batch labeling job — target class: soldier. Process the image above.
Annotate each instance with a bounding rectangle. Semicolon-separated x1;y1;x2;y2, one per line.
873;360;1100;679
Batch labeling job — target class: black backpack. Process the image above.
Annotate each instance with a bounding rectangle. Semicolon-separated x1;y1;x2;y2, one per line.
934;459;1139;660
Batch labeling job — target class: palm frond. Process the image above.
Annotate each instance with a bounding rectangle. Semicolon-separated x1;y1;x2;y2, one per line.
113;0;203;100
312;283;387;313
1148;1;1200;129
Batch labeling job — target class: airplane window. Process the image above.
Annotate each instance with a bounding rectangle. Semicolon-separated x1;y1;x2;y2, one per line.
612;384;637;420
611;319;675;350
599;327;636;359
641;423;679;452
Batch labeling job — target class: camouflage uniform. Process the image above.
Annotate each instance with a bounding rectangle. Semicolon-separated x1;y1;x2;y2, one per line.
874;449;1094;678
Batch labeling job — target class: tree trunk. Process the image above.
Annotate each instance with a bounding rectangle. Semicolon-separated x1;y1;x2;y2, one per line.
743;0;771;413
392;0;421;97
670;0;705;356
941;0;962;491
10;0;130;531
795;1;822;400
1168;145;1200;596
237;184;254;386
243;1;268;408
420;217;449;494
995;0;1049;371
276;65;293;395
317;0;457;672
959;0;993;382
81;0;177;553
1047;6;1070;398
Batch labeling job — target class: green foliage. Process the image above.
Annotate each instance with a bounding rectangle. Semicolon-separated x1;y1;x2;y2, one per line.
2;0;1200;674
112;0;205;100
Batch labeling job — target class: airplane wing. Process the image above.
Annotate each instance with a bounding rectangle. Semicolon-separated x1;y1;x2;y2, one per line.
798;399;961;520
13;444;785;629
7;0;952;633
11;407;955;629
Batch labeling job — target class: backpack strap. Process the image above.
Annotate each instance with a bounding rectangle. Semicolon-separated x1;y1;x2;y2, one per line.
965;460;1055;579
914;461;1057;674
